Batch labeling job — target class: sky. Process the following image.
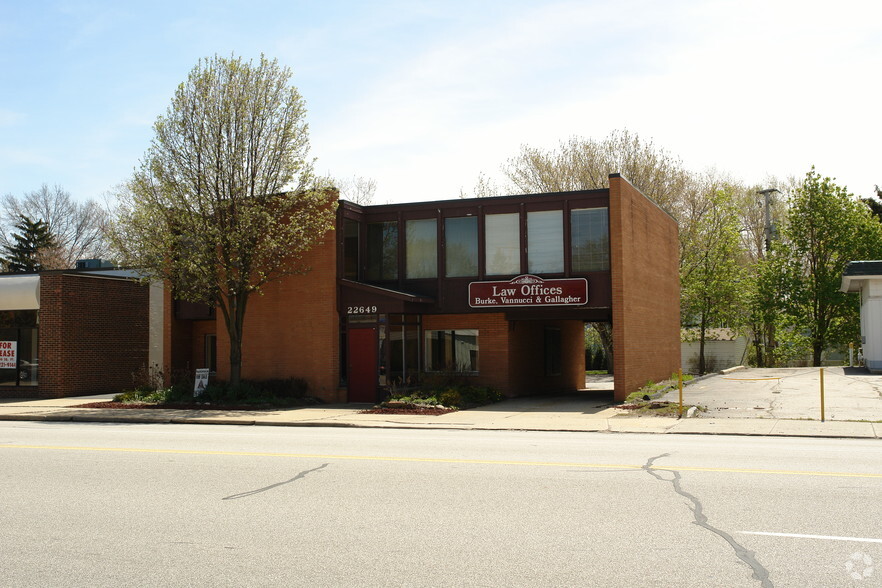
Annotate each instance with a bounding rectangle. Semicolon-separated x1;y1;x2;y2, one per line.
1;0;880;206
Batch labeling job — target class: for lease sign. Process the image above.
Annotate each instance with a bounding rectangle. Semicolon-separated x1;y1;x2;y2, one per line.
469;275;588;308
0;341;17;369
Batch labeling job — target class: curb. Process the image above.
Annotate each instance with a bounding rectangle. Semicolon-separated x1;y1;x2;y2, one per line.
0;412;878;439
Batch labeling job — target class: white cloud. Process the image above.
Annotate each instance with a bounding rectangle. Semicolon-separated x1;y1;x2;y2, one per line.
312;0;882;201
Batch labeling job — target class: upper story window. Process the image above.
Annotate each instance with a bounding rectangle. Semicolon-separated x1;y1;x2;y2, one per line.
485;213;520;276
406;218;437;279
445;216;478;277
366;221;398;281
571;207;609;272
527;210;563;274
343;219;359;280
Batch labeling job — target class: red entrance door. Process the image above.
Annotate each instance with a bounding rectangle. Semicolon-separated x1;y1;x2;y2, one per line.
348;327;378;403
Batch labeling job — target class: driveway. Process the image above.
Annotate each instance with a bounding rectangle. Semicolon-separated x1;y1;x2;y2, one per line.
661;367;882;421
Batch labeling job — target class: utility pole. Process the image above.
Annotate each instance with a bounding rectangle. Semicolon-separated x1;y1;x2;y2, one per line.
757;188;780;255
756;187;781;367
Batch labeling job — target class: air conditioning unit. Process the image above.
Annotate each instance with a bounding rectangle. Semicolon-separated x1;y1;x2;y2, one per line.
75;259;115;269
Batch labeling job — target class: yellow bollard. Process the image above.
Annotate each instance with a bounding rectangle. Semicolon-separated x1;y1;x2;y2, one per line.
678;369;683;417
820;367;825;422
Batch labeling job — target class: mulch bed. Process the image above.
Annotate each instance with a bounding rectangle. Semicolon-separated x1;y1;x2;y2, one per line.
359;407;456;416
73;400;456;414
74;401;301;411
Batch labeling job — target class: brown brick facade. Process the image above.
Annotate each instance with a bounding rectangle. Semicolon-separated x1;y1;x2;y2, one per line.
609;174;681;400
167;233;344;402
422;314;584;396
422;313;510;393
0;273;149;398
161;177;680;403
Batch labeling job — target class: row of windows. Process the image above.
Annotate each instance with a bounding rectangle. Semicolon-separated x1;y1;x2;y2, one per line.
350;207;609;281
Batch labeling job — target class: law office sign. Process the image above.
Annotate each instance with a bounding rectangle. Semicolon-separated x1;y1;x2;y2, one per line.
469;275;588;308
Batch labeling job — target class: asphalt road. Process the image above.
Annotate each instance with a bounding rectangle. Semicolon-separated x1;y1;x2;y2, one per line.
2;422;881;587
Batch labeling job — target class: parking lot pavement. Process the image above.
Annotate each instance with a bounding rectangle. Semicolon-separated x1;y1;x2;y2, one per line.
663;366;882;421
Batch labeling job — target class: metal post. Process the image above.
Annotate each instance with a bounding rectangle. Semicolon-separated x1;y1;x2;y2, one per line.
820;367;825;422
678;369;683;417
849;342;854;367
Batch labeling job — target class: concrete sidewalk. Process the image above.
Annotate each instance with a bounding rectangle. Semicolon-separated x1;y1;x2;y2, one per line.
0;391;880;439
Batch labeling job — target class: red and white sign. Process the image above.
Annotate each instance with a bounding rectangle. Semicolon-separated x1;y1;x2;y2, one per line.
0;341;17;369
469;275;588;308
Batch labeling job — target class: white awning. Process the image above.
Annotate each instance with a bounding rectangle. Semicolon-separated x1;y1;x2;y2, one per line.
0;275;40;310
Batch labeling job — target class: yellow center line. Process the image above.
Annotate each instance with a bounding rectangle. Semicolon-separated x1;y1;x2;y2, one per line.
2;444;882;479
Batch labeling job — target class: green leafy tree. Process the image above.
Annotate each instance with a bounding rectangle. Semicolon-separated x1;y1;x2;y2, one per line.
679;187;744;374
768;168;882;365
863;185;882;222
3;215;58;273
736;179;791;367
110;54;336;384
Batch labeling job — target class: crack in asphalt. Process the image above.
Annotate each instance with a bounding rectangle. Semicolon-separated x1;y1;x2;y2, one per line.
222;463;328;500
643;453;773;588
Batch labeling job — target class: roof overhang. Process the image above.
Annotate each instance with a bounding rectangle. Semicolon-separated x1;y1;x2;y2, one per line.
0;275;40;310
339;279;434;303
841;261;882;293
841;274;882;293
338;279;435;310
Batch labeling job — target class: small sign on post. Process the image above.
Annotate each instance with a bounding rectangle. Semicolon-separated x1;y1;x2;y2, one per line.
194;368;210;397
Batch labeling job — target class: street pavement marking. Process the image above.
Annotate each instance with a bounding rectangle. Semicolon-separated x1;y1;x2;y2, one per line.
741;532;882;544
2;444;882;479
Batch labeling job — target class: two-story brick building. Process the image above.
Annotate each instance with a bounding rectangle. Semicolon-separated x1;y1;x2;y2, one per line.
166;174;680;403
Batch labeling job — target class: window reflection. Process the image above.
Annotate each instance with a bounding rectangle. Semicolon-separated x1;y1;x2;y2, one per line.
425;329;478;373
0;310;38;386
485;213;520;275
366;221;398;281
445;216;478;277
571;208;610;272
528;210;563;274
406;219;437;279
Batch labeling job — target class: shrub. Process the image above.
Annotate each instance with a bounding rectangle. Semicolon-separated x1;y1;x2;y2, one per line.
130;363;165;393
394;381;501;409
114;387;174;404
116;375;312;407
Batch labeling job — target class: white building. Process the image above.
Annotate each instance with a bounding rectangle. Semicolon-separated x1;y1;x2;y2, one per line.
841;261;882;372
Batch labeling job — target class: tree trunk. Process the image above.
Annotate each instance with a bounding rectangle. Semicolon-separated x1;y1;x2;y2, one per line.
590;322;613;373
752;326;764;368
698;313;707;376
225;291;249;385
812;342;823;367
764;321;776;367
